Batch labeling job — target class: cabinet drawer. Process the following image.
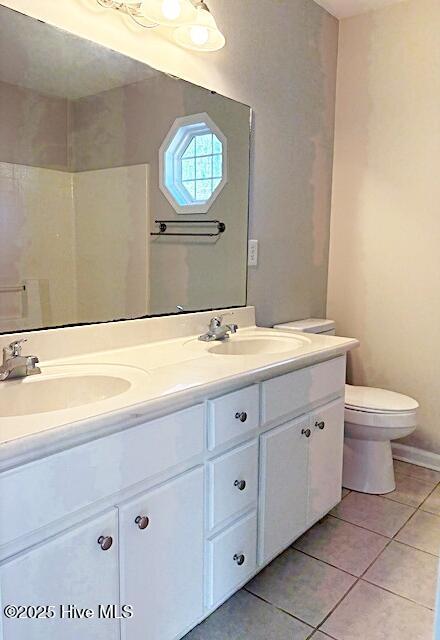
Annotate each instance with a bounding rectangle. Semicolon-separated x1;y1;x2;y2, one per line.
261;356;346;425
0;405;204;547
208;385;259;450
207;511;257;607
208;440;258;530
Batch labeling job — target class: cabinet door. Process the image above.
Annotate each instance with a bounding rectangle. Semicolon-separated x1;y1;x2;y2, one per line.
259;416;310;565
120;467;204;640
308;398;345;523
0;510;119;640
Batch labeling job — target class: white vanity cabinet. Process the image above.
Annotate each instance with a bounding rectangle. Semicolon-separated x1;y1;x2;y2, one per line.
119;467;205;640
0;354;348;640
0;509;119;640
258;356;346;565
259;397;345;565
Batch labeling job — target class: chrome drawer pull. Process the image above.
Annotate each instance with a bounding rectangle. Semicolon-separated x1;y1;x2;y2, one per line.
233;553;245;566
235;411;248;423
234;479;246;491
135;516;150;530
301;428;311;438
97;535;113;551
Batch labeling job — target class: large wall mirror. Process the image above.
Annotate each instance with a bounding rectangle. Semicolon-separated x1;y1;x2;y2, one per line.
0;5;251;334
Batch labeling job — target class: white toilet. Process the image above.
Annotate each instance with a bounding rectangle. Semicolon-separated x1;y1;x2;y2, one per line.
274;319;419;494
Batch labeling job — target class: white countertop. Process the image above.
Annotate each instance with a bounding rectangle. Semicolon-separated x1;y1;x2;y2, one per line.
0;317;358;470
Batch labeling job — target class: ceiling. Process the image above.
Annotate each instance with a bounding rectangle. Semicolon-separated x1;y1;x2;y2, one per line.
0;5;158;100
313;0;408;19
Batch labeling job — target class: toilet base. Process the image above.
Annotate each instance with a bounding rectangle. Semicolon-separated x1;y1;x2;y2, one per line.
342;437;396;494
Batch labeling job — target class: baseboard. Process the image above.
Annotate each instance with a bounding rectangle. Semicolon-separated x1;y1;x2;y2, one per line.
392;443;440;472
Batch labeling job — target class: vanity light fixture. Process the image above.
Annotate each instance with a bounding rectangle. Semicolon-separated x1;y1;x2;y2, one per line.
96;0;225;51
174;1;226;52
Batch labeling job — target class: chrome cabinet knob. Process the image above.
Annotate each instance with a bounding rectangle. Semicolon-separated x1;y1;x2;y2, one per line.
135;516;150;530
235;411;248;423
97;535;113;551
301;428;311;438
234;479;246;491
233;553;245;566
315;421;325;430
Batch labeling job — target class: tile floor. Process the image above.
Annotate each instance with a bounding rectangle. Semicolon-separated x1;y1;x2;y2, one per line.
185;460;440;640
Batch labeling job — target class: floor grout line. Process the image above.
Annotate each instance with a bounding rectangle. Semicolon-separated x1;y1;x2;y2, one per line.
381;476;440;510
329;511;402;539
311;631;338;640
243;586;318;630
292;546;363;579
389;472;440;487
417;480;440;510
314;576;362;635
392;461;440;484
360;576;436;611
382;494;437;510
419;505;440;517
298;511;391;540
390;536;440;559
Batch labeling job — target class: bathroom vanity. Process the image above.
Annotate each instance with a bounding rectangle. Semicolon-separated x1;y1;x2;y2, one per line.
0;308;357;640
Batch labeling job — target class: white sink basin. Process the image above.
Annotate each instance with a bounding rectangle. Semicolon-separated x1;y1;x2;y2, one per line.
0;364;149;418
184;329;310;357
207;334;307;356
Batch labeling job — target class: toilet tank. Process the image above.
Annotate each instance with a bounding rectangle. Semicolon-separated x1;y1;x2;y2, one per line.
274;318;336;336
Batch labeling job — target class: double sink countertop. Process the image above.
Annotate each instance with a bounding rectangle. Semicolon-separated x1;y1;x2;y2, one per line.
0;319;358;470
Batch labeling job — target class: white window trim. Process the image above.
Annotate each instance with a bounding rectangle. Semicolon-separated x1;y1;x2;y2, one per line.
159;112;228;215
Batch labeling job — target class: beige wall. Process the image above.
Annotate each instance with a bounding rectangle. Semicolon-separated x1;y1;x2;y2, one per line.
0;80;69;170
327;0;440;453
0;0;339;327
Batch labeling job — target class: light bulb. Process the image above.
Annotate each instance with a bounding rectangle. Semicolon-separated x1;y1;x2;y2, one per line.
173;2;225;51
190;25;209;46
161;0;181;20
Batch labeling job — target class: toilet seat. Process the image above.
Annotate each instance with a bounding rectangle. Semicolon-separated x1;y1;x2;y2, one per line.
344;385;418;430
345;385;419;414
345;405;418;429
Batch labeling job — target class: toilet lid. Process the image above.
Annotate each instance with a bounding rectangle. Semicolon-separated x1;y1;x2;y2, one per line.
345;385;419;413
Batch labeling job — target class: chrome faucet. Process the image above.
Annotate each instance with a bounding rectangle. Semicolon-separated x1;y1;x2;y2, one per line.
0;339;41;381
198;315;239;342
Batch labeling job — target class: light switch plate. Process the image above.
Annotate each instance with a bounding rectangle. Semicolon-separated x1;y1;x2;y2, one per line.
248;239;258;267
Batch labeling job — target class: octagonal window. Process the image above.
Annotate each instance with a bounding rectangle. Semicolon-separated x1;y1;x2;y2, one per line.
159;113;227;214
